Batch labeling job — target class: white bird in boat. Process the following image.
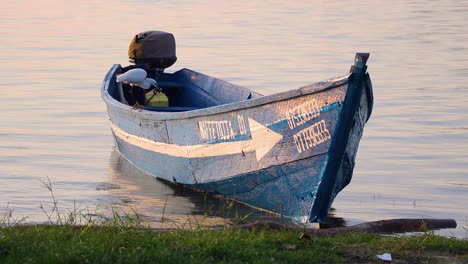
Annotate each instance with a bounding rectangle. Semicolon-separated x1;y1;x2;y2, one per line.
116;68;158;89
116;68;160;108
138;77;158;89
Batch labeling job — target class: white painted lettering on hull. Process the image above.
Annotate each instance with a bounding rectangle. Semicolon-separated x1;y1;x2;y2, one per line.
286;99;321;129
198;120;235;140
237;115;247;135
292;120;331;154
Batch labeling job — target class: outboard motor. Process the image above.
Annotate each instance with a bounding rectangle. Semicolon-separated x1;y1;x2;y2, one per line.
120;30;176;107
128;30;177;71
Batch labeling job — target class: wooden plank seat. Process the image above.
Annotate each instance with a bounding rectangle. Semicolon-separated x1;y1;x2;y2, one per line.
143;106;203;112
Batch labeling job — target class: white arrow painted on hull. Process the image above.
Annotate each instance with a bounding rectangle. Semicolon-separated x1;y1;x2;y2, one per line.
111;118;283;161
248;118;283;161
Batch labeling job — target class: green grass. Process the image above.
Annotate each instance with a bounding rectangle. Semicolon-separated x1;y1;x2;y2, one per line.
1;225;468;263
1;178;468;263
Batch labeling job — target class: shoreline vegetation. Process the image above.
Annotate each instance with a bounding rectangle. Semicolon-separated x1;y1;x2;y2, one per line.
1;179;467;263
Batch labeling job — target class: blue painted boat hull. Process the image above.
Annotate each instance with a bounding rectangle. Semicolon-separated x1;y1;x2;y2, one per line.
101;53;373;223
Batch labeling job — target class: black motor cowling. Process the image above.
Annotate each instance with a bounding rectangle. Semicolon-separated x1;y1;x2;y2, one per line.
128;30;177;69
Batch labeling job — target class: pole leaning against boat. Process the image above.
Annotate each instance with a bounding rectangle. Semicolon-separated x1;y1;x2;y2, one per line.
309;53;371;222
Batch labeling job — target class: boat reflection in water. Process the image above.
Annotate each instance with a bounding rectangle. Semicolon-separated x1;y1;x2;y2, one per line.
102;150;285;228
101;150;346;229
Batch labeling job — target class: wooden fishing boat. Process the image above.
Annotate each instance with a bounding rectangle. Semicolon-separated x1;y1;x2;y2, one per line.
101;31;373;223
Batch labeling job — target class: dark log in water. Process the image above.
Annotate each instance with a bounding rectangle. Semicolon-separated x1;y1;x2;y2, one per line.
228;218;457;238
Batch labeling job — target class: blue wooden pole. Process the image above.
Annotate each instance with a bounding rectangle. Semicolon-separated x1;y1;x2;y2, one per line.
309;53;370;222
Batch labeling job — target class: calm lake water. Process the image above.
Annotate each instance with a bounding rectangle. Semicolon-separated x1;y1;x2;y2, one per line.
1;1;467;237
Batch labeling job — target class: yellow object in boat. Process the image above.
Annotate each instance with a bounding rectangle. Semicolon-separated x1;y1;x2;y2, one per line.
145;90;169;107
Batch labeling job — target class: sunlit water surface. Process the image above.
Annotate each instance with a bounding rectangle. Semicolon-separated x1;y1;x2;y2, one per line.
1;0;467;237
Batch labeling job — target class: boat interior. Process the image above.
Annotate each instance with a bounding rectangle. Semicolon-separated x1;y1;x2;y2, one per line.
108;31;263;112
109;66;263;112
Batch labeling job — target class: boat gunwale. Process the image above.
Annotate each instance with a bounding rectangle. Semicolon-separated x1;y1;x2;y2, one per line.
101;64;351;121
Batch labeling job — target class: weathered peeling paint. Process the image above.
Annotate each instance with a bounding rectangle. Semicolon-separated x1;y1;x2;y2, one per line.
101;53;373;223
